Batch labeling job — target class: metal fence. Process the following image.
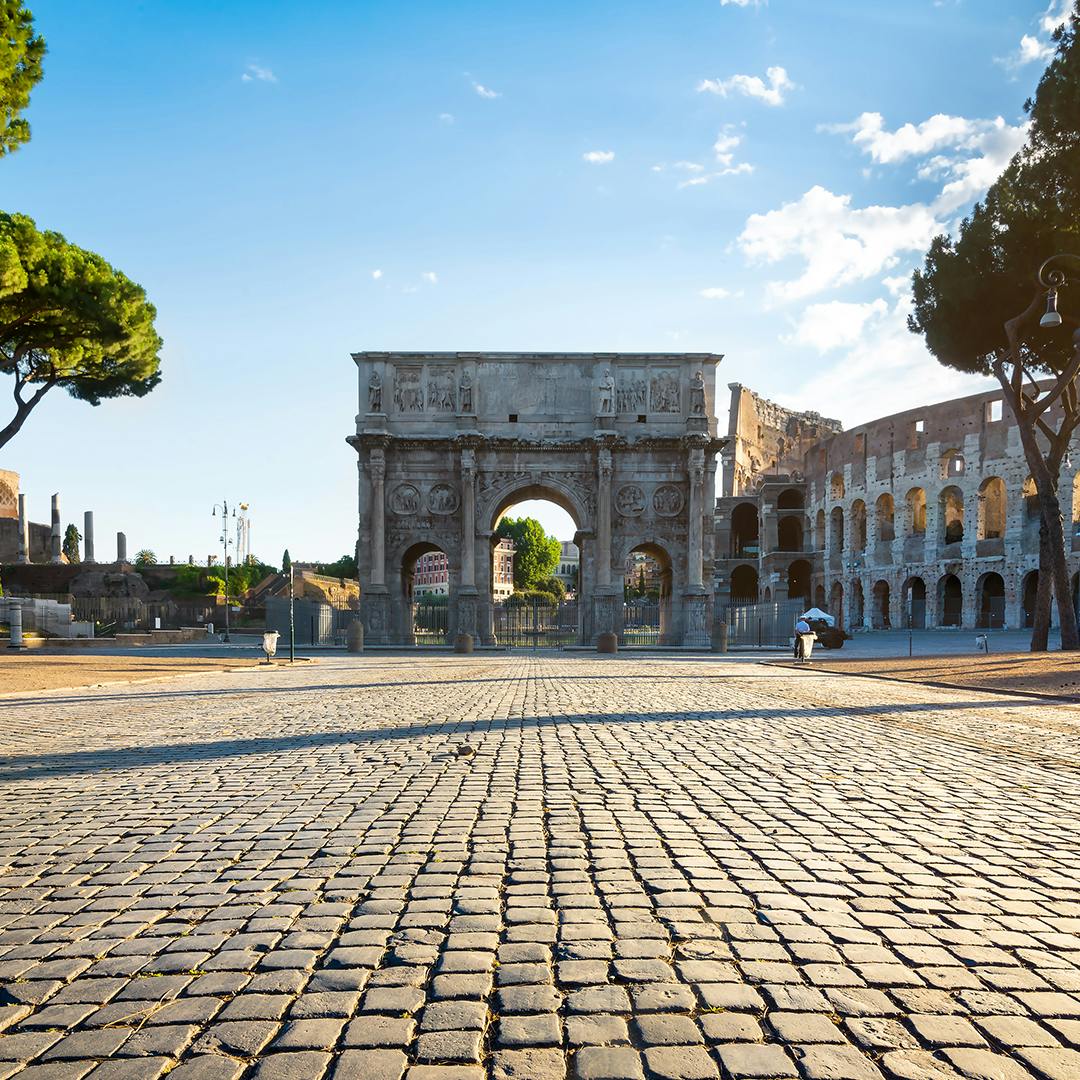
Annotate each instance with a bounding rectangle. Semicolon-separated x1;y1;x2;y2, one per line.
496;599;581;649
413;600;449;645
8;593;220;633
723;600;803;648
265;596;359;646
622;599;660;646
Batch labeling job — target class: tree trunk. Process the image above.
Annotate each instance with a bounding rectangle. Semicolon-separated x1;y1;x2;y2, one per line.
1031;518;1052;651
0;379;54;451
1041;486;1079;649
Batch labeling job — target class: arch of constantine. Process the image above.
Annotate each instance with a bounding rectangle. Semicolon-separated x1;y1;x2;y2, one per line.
349;352;722;646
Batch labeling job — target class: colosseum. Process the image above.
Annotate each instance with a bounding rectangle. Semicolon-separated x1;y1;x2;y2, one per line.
713;382;1080;631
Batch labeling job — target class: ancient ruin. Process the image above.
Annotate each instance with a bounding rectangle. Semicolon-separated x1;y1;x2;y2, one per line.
349;352;722;645
715;381;1080;631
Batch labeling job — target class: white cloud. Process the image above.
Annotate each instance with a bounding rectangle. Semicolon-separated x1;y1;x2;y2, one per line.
657;128;753;188
738;186;939;302
824;111;984;165
699;287;731;300
784;298;889;352
720;0;764;5
439;113;455;124
472;82;500;99
697;66;794;106
241;63;277;84
422;271;438;285
583;150;615;164
777;296;993;426
998;0;1069;69
824;112;1028;200
1041;0;1071;35
371;269;383;280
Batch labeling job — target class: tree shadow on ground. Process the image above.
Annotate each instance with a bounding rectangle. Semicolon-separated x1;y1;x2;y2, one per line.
0;699;1047;781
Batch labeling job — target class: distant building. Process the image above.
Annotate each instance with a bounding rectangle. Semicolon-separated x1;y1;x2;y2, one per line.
624;550;660;594
555;540;579;594
414;538;515;599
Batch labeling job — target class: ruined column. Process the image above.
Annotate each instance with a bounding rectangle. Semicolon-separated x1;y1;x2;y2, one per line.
370;448;385;586
17;494;29;563
117;531;127;563
50;494;62;563
83;511;95;563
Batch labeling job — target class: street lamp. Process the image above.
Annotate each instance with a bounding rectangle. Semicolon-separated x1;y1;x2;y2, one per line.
1037;253;1080;328
211;500;238;643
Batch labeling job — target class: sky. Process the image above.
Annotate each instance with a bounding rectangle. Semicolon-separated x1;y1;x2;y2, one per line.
0;0;1067;554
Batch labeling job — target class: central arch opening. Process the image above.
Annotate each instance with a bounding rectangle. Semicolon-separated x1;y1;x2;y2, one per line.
490;493;581;647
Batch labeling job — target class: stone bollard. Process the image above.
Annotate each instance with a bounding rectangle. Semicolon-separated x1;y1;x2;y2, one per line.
597;631;618;654
454;632;474;654
711;620;729;653
346;620;365;654
7;600;23;649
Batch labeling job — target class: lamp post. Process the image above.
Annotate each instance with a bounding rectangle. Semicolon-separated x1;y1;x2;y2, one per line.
211;500;237;643
1036;253;1080;328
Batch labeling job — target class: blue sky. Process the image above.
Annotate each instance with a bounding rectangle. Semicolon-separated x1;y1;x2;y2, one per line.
0;0;1065;554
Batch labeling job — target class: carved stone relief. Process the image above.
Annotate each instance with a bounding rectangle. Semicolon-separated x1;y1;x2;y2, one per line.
394;368;423;412
388;483;422;515
653;484;684;516
650;371;680;413
428;483;459;514
615;484;646;516
427;368;456;411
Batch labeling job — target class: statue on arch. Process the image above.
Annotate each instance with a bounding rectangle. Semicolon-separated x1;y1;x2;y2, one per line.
690;370;706;416
460;370;473;413
598;369;615;415
368;370;383;413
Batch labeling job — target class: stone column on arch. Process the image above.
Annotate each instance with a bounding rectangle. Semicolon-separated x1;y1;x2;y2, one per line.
683;443;710;646
592;444;617;639
361;445;391;643
456;446;479;639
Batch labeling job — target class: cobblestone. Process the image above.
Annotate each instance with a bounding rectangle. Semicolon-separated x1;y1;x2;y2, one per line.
0;654;1078;1078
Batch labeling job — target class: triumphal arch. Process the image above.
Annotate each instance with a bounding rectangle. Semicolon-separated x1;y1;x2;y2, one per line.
348;352;722;646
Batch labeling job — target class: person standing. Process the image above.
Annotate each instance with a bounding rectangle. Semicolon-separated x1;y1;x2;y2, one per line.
794;616;814;662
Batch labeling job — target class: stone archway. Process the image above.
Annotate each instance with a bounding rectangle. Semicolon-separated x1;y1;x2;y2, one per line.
349;351;722;645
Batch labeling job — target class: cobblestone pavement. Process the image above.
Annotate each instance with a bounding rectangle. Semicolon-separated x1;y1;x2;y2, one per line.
1;655;1080;1080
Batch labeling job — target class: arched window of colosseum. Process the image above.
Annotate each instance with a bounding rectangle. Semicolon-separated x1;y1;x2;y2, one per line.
940;449;965;480
875;493;895;542
730;503;759;558
1073;474;1080;537
777;488;804;510
941;486;964;544
1023;476;1040;522
815;509;825;550
830;506;844;551
906;488;926;535
977;477;1006;540
778;515;803;552
851;500;867;553
830;473;845;500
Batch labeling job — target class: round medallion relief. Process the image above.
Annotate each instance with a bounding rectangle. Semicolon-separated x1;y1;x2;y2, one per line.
652;484;684;516
615;484;646;516
388;483;421;515
427;483;459;514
